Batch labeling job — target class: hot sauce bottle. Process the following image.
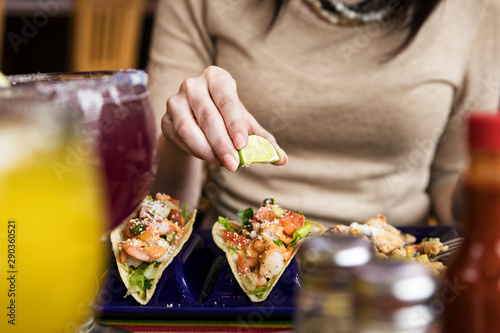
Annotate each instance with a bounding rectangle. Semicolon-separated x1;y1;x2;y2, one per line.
442;113;500;333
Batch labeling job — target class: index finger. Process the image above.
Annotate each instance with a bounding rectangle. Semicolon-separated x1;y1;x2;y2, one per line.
205;67;248;150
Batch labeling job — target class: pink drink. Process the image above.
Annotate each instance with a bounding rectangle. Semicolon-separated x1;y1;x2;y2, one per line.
91;86;158;228
9;71;158;228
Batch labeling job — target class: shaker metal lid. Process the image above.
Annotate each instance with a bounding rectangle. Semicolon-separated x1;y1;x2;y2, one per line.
298;233;373;268
354;261;437;303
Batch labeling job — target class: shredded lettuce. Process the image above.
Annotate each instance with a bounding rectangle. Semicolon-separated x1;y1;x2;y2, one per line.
289;221;312;246
218;216;238;233
249;277;275;299
125;261;158;298
273;240;285;247
180;203;187;219
161;232;176;244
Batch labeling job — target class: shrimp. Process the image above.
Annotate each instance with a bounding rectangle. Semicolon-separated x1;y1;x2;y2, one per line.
150;217;181;235
238;253;258;276
256;275;267;287
118;249;128;264
139;204;152;218
138;226;160;243
251;239;267;253
156;193;171;201
123;242;152;262
143;245;166;259
262;223;293;245
275;226;293;245
259;249;284;278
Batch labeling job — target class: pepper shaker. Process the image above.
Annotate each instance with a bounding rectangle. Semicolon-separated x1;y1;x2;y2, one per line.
353;261;437;333
295;234;373;333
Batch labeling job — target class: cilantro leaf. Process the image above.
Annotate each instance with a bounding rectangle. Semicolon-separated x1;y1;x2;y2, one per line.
144;278;153;290
262;197;275;206
237;208;254;226
130;223;145;235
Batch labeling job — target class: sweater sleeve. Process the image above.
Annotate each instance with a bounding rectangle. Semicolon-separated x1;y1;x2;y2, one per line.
147;0;214;131
428;0;500;201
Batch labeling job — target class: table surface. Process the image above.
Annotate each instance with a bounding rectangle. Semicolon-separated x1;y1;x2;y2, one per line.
96;319;442;333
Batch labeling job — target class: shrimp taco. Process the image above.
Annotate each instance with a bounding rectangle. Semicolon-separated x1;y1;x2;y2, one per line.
110;193;197;305
212;197;327;302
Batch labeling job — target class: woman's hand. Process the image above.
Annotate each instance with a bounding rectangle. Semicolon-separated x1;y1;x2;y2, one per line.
161;66;287;172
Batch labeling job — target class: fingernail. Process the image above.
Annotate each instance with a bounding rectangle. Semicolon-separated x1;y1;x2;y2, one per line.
233;133;246;150
223;154;239;172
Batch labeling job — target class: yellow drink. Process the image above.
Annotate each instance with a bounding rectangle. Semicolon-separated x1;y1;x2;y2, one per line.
0;122;107;332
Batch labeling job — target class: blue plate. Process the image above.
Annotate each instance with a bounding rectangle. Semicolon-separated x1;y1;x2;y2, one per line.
93;226;459;320
94;229;300;320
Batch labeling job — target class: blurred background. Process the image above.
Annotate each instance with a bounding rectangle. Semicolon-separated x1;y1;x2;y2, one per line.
0;0;157;74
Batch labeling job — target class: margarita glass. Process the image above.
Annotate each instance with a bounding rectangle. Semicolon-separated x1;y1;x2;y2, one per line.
8;70;159;229
0;88;107;332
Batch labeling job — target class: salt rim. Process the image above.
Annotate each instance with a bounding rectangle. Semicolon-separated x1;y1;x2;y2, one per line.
7;69;150;106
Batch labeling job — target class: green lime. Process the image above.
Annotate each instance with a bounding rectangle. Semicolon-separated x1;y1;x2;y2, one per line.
238;135;280;167
0;72;10;87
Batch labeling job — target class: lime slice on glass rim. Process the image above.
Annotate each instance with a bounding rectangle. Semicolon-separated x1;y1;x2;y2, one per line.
0;72;10;87
238;134;280;167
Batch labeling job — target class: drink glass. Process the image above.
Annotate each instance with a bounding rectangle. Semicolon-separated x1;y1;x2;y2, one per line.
0;87;107;332
8;70;159;229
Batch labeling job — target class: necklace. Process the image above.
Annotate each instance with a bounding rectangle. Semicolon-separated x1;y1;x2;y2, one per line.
305;0;391;25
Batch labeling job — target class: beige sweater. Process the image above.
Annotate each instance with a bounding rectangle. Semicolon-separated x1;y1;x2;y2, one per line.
147;0;500;227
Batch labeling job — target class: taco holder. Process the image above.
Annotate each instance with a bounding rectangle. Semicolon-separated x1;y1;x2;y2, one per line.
94;226;459;320
94;229;300;320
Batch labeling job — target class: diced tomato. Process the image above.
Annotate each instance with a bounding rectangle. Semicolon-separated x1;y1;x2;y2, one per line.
168;209;185;227
221;229;251;249
124;221;143;238
139;205;151;218
155;193;171;201
254;207;276;222
238;253;258;276
168;198;180;207
155;193;180;207
279;211;304;236
124;222;133;239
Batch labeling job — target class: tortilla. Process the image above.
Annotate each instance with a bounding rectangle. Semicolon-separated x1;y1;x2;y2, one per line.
110;198;197;305
212;217;327;302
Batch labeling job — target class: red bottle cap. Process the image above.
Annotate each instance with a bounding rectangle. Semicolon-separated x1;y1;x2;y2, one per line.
468;112;500;151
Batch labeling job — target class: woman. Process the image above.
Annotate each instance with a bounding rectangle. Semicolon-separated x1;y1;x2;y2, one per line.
147;0;500;227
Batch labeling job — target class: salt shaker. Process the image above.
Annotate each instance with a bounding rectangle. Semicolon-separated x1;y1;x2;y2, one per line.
295;234;373;333
353;261;437;333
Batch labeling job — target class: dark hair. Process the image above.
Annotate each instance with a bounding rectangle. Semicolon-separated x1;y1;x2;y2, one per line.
270;0;443;58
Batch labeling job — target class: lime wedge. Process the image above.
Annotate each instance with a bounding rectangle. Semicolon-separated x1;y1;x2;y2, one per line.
0;72;10;87
238;135;280;167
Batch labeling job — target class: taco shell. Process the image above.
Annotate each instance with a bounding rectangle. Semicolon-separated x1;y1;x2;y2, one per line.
110;207;197;305
212;219;327;302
